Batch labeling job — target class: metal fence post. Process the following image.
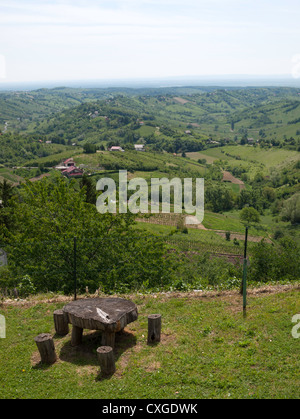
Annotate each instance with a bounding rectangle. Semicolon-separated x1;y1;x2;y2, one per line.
242;226;248;312
74;236;77;301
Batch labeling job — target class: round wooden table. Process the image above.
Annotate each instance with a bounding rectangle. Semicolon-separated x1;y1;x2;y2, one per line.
62;297;138;347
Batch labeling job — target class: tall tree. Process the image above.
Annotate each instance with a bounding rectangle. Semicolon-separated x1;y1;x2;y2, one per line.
79;174;96;205
0;179;14;207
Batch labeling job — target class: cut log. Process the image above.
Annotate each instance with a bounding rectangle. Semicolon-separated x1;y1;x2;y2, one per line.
34;333;57;364
147;314;161;344
97;346;115;375
53;309;69;336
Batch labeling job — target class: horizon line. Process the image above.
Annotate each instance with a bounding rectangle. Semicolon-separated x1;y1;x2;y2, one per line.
1;74;300;91
0;73;297;83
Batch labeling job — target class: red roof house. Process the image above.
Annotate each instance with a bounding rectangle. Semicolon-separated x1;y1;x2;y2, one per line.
61;167;83;178
63;158;75;167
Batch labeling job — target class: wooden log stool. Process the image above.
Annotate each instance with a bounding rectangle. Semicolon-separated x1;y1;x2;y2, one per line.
97;346;116;376
53;309;69;336
34;333;57;364
147;314;162;344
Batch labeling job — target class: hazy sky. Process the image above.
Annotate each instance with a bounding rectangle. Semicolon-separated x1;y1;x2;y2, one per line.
1;0;300;83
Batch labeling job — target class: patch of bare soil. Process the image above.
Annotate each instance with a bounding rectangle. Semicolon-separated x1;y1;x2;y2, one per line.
3;284;299;309
155;283;300;304
222;170;245;190
173;97;189;105
214;231;272;243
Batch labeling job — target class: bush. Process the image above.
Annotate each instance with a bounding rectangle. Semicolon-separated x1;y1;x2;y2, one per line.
273;229;284;240
233;238;240;246
0;266;15;290
182;253;242;290
249;238;300;282
281;193;300;225
18;275;36;297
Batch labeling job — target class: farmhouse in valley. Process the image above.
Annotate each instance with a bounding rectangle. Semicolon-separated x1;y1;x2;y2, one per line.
134;144;145;151
55;158;76;171
109;146;124;152
55;158;83;177
61;166;84;178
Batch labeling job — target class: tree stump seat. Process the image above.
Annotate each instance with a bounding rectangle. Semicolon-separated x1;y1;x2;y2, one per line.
53;309;69;336
34;333;57;364
97;346;116;376
147;314;162;344
62;297;138;348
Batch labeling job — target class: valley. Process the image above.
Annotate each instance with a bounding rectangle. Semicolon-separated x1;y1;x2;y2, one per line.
0;84;299;293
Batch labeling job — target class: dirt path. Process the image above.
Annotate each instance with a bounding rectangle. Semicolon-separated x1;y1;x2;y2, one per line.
213;230;272;243
29;173;51;182
2;283;299;308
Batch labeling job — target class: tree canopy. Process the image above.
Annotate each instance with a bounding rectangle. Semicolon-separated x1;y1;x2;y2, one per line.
0;174;175;294
239;206;261;225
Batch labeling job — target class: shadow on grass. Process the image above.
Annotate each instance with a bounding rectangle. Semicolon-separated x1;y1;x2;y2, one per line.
56;329;137;379
32;361;56;371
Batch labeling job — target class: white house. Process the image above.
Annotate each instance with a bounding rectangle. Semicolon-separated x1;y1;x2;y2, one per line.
134;144;145;151
109;146;124;152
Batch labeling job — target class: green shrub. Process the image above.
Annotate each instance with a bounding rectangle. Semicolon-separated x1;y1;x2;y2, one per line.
18;275;36;297
249;238;300;282
0;266;15;290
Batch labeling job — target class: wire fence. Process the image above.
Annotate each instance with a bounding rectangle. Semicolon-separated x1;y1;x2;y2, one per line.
0;231;246;297
0;229;298;298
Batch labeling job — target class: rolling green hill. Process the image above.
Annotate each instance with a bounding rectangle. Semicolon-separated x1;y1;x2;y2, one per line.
0;85;299;243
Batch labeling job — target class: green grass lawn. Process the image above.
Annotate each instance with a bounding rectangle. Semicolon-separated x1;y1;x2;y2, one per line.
0;287;299;399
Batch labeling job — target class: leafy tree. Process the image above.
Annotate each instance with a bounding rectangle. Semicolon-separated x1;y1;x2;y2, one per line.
83;143;97;153
79;174;96;205
0;180;14;207
262;186;276;203
239;206;260;225
249;238;300;282
205;184;234;212
281;193;300;225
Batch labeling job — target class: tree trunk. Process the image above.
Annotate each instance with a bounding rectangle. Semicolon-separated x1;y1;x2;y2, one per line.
97;346;115;375
34;333;57;364
147;314;161;344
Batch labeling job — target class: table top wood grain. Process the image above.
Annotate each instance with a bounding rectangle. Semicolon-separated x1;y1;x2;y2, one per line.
63;297;138;332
